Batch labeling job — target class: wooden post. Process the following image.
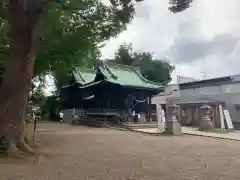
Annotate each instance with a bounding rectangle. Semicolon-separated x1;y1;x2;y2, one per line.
196;106;199;126
148;96;152;122
179;105;182;125
33;118;37;141
212;105;216;128
219;104;225;129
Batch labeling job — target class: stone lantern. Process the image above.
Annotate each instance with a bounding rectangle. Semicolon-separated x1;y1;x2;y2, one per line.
165;103;182;135
199;104;213;131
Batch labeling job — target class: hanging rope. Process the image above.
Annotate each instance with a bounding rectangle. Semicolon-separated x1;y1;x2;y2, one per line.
130;101;138;110
129;95;149;103
127;95;149;111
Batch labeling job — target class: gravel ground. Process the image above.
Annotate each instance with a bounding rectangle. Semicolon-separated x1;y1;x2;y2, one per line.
1;123;240;180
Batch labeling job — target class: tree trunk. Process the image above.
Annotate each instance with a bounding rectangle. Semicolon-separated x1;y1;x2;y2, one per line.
0;1;42;154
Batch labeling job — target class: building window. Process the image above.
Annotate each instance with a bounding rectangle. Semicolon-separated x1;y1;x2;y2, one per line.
223;87;231;93
221;83;240;94
195;86;220;95
235;105;240;111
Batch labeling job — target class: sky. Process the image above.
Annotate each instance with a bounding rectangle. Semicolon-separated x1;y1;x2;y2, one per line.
101;0;240;84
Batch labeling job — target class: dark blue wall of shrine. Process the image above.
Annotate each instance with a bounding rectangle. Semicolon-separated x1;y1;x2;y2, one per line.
83;82;126;109
123;87;157;113
60;81;160;111
60;83;81;108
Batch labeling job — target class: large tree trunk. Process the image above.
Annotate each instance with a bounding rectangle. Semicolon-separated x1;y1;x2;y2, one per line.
0;1;42;154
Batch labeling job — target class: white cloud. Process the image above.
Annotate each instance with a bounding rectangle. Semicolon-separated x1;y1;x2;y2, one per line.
101;0;240;84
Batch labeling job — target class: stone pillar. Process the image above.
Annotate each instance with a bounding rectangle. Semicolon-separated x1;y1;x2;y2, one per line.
147;96;152;122
165;103;182;135
179;106;182;125
199;104;213;131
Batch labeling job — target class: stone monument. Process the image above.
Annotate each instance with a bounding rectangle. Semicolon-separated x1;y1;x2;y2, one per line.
165;103;182;135
199;104;213;131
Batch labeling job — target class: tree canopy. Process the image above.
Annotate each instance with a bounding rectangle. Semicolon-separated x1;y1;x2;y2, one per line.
168;0;193;13
0;0;145;81
0;0;193;113
106;43;175;85
0;0;193;78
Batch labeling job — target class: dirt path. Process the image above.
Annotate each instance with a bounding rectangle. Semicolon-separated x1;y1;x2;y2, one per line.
1;123;240;180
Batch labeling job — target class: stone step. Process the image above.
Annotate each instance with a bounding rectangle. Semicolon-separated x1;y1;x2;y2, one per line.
122;123;158;129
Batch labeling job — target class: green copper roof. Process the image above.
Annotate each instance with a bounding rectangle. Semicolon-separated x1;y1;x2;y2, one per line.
100;62;163;89
72;67;96;84
72;63;164;90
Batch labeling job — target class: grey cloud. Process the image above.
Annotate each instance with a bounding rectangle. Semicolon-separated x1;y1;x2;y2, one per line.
209;34;240;55
167;23;240;63
101;0;240;80
134;2;151;18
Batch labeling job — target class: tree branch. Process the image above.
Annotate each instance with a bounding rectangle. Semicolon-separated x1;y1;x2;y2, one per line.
168;0;193;13
0;1;7;20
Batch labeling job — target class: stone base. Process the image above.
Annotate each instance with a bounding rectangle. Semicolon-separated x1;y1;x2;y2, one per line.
112;116;120;125
101;121;110;128
25;122;35;142
199;119;213;131
165;120;182;135
139;116;146;123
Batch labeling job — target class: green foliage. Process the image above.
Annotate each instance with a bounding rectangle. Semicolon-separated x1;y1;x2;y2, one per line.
30;78;60;120
0;0;142;77
140;58;174;85
114;43;134;65
0;0;191;89
29;77;48;116
0;18;8;71
31;89;46;110
106;43;175;85
40;95;60;121
168;0;193;13
37;0;142;88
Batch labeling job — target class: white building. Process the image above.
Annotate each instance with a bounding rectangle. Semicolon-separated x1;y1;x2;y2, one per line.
152;74;240;126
